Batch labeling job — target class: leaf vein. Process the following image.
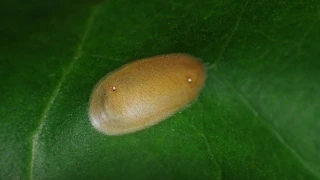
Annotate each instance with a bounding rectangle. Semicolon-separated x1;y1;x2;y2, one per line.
192;101;222;179
216;0;249;64
28;5;101;180
214;72;320;179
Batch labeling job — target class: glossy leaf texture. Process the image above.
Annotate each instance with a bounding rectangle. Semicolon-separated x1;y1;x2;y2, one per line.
0;0;319;179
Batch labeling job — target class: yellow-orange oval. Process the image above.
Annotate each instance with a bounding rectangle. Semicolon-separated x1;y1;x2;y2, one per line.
89;53;206;135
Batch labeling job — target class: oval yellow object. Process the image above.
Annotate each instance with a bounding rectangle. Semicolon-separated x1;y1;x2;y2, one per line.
89;53;206;135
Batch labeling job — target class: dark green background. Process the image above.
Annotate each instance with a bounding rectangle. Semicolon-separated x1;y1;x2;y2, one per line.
0;0;319;179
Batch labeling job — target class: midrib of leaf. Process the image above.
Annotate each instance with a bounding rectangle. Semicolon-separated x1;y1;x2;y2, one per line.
213;72;320;179
28;5;101;180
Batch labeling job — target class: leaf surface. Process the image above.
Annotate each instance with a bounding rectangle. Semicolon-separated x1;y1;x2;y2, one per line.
0;0;319;179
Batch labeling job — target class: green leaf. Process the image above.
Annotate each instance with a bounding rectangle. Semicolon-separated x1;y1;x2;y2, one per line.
1;0;319;179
